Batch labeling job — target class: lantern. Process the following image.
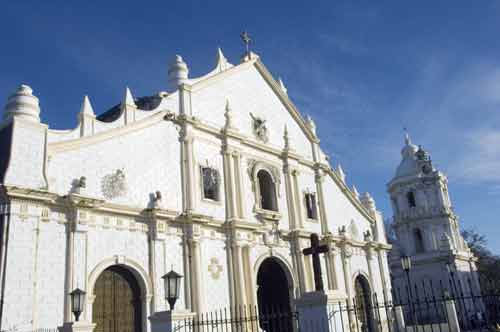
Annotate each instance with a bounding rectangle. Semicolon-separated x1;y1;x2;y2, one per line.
401;255;412;272
162;269;183;310
70;288;86;321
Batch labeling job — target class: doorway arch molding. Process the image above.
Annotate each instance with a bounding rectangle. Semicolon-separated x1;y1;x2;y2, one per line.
351;270;372;291
87;256;153;332
253;252;296;294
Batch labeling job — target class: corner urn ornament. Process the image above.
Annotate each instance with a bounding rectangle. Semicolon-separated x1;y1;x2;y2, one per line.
250;112;269;143
101;169;127;200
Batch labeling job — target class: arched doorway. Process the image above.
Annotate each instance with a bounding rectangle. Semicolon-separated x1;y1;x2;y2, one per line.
256;257;293;332
92;265;142;332
354;275;373;332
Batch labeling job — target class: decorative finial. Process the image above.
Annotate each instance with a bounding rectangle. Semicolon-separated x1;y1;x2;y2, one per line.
122;87;136;108
168;55;189;91
336;164;346;183
351;185;360;199
278;77;288;94
404;127;411;145
215;47;230;72
224;98;235;130
306;115;317;135
360;192;377;217
3;84;41;123
283;124;290;150
80;95;95;116
240;31;252;56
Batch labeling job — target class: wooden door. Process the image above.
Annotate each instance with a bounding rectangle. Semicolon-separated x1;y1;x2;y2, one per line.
92;266;141;332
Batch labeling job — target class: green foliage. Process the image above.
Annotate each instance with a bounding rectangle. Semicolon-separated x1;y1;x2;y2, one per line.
461;228;500;290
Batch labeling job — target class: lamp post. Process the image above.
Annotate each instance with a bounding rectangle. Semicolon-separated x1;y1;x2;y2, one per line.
162;269;183;310
401;255;412;298
70;288;86;322
401;255;416;324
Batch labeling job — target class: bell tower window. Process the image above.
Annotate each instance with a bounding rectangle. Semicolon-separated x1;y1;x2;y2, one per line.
407;191;416;208
414;228;425;253
257;170;278;211
305;193;318;220
201;167;220;201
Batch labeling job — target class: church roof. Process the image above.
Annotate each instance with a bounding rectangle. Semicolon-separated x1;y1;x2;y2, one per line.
97;95;163;122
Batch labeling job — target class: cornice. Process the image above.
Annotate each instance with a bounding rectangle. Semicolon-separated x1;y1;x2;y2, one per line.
48;111;169;155
253;59;319;144
321;165;376;225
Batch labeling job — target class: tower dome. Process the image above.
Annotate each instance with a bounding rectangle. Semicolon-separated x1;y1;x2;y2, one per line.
3;84;41;123
395;133;418;178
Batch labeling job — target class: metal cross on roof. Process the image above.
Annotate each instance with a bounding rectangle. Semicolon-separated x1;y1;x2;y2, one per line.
303;233;329;292
240;31;252;55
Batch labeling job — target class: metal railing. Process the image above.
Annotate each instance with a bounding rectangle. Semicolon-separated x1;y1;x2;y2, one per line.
172;306;299;332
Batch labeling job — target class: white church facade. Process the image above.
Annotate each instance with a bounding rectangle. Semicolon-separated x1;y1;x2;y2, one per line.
0;48;392;331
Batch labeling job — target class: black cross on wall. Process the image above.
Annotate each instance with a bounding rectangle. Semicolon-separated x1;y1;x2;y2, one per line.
303;233;329;292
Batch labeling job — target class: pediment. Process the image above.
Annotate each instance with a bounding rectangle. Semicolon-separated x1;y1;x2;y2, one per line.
188;58;317;158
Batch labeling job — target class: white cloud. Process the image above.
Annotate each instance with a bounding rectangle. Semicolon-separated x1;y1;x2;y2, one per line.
449;130;500;184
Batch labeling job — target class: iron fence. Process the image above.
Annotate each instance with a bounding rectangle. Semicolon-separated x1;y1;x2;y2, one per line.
172;306;299;332
173;278;500;332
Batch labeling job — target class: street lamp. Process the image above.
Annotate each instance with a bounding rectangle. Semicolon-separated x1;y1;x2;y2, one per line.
162;269;183;310
401;255;416;323
70;288;86;322
401;255;412;272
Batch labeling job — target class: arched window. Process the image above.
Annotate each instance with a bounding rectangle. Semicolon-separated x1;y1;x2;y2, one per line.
201;167;220;201
407;191;416;208
414;228;425;253
257;170;278;211
305;193;318;220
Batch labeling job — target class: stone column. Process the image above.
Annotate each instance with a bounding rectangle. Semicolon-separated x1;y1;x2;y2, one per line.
283;164;298;229
376;249;390;302
232;242;247;307
315;169;329;234
180;133;196;213
189;239;204;313
291;234;307;295
326;244;338;291
64;215;75;323
182;233;192;311
365;244;376;293
242;245;257;306
148;232;158;312
341;244;356;329
291;170;304;229
223;150;237;219
233;152;245;219
225;235;237;309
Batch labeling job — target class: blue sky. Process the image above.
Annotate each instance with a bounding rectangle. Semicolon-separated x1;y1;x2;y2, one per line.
1;1;500;252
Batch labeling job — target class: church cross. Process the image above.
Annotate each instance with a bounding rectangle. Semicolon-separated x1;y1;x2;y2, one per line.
303;233;329;292
240;31;252;56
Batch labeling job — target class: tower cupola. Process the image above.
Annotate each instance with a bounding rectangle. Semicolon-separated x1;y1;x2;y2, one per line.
3;84;41;123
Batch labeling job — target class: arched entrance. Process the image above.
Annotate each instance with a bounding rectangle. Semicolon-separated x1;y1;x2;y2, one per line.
256;257;293;332
92;265;142;332
354;275;374;332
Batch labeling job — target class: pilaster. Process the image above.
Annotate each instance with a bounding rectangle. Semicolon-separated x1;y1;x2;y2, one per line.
283;163;298;230
289;231;307;295
314;167;329;234
340;242;355;328
180;128;195;214
291;169;304;229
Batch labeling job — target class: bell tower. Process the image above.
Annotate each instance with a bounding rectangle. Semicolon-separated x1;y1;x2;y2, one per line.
387;133;479;295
